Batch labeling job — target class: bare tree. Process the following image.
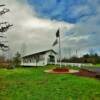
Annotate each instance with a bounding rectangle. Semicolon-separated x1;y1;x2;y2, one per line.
89;48;95;56
20;43;27;57
0;4;13;61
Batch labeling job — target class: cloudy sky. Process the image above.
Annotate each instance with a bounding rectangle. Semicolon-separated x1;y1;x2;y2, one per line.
0;0;100;57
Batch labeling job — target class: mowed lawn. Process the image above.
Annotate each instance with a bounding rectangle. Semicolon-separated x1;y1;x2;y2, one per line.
0;66;100;100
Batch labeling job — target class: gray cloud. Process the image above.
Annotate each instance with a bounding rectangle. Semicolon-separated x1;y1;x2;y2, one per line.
61;0;100;56
1;0;100;58
0;0;73;57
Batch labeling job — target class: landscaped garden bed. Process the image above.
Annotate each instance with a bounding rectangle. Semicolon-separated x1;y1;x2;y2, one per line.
53;67;69;72
44;67;79;74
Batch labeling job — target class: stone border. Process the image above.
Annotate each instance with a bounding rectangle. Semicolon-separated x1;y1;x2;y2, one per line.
44;69;79;74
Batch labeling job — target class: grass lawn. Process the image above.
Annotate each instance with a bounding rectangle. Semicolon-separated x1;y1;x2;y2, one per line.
93;64;100;67
0;65;100;100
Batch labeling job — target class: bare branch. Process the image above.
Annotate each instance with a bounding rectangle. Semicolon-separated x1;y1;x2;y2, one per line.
0;8;10;16
0;5;12;52
0;43;5;47
0;23;13;32
0;5;5;7
0;36;4;37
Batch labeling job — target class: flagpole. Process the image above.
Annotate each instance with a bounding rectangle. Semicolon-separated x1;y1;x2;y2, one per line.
58;31;61;67
52;29;62;67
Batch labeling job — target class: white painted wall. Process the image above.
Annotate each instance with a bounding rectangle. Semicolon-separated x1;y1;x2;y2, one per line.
44;51;57;65
21;51;57;66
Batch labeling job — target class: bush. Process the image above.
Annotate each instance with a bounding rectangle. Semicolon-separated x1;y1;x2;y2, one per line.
0;63;10;69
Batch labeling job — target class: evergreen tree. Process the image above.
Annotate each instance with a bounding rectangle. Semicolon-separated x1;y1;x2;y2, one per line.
13;52;21;67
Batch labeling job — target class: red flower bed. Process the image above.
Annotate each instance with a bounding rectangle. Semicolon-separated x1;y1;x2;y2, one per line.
53;68;69;72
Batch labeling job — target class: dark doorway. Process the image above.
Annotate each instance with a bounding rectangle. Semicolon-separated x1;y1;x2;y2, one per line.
49;55;55;64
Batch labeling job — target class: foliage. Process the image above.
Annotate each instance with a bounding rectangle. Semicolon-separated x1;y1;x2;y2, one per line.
0;4;13;69
0;56;11;69
62;53;100;64
13;52;21;67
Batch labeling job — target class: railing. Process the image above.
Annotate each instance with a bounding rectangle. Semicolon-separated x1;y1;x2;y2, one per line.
56;62;93;67
21;62;93;67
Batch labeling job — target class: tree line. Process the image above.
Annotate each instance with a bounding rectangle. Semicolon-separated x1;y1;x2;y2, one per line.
62;53;100;64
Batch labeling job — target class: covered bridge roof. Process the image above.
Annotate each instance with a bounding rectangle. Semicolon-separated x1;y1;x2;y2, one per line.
22;49;57;58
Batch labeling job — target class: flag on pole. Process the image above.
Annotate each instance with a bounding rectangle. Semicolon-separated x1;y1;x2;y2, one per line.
52;28;62;67
56;29;60;37
52;29;60;46
52;39;58;46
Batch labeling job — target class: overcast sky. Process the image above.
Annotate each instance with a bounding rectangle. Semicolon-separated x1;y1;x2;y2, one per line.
0;0;100;57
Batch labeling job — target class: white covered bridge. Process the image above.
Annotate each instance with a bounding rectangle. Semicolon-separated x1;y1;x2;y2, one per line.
21;49;57;66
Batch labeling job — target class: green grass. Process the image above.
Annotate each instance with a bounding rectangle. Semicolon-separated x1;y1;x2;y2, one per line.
93;64;100;67
84;64;100;67
0;65;100;100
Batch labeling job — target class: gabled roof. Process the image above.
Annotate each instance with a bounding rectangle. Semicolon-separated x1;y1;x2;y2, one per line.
22;49;57;58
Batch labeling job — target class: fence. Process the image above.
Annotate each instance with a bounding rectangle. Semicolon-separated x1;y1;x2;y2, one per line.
56;62;93;68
